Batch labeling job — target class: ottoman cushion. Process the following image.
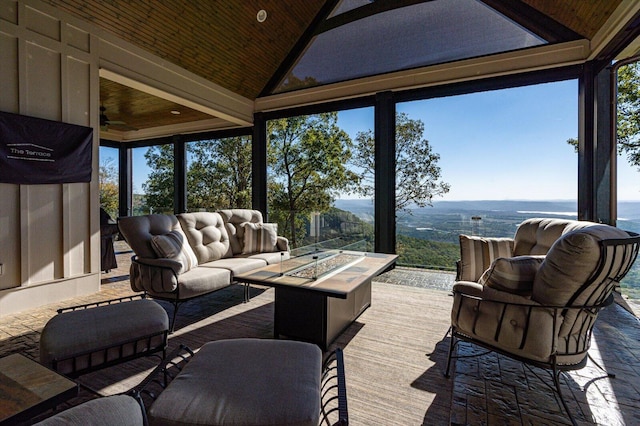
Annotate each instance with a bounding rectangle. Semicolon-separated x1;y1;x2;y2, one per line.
148;339;322;426
34;395;144;426
40;299;168;375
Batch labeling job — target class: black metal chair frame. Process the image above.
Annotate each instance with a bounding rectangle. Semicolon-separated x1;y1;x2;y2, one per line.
445;234;640;426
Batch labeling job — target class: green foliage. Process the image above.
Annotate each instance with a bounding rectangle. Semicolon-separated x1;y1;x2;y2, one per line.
352;112;450;215
267;113;360;247
143;137;252;214
143;144;175;213
396;234;458;270
617;62;640;168
99;157;118;219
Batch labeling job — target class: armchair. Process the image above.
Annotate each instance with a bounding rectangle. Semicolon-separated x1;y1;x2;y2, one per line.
446;223;640;425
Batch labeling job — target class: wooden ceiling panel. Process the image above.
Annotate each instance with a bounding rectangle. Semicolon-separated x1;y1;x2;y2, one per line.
100;78;213;131
523;0;623;39
44;0;327;100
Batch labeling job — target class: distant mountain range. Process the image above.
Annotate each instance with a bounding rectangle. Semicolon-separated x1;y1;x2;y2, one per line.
335;198;640;222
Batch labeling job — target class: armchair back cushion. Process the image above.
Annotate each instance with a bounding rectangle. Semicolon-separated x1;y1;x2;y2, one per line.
118;214;182;259
177;212;232;263
512;218;596;256
458;235;513;282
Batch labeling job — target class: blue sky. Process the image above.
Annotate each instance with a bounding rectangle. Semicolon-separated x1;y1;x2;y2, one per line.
101;78;640;203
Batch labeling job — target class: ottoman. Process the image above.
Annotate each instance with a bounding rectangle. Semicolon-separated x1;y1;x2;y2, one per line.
40;298;169;377
148;339;323;426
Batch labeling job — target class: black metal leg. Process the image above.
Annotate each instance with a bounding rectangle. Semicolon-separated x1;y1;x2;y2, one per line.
553;367;578;426
169;301;179;334
444;329;456;378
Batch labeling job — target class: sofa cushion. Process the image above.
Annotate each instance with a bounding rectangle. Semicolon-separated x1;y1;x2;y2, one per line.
177;212;232;263
458;235;513;282
479;255;545;295
242;222;279;254
150;230;198;274
532;225;630;306
118;214;183;259
173;266;232;299
217;209;264;254
200;258;267;278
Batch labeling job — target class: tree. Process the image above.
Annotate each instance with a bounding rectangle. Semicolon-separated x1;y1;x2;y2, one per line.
99;157;119;218
567;62;640;165
187;137;252;210
268;113;360;247
617;61;640;167
144;144;174;213
144;137;253;214
351;112;450;215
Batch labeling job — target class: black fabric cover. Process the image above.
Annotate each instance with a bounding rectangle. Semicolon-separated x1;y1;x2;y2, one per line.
0;111;93;184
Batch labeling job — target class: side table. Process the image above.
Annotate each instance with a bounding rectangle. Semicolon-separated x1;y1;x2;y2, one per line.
0;353;78;425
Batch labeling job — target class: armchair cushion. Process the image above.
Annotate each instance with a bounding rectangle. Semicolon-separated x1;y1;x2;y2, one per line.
458;235;514;282
150;230;198;274
242;222;279;254
532;225;630;306
479;255;545;295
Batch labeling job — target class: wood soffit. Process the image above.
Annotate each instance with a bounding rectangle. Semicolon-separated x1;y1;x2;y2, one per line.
41;0;625;136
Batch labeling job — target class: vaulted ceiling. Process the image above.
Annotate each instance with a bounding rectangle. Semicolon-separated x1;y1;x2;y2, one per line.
41;0;629;139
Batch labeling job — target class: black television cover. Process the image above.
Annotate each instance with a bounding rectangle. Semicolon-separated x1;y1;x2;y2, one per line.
0;111;93;184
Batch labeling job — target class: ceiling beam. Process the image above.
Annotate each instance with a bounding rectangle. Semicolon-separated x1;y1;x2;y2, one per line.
479;0;582;43
260;0;340;97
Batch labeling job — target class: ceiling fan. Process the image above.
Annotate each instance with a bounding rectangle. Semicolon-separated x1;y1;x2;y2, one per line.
100;106;138;131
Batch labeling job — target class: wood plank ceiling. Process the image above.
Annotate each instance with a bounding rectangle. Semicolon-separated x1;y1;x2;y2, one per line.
43;0;623;135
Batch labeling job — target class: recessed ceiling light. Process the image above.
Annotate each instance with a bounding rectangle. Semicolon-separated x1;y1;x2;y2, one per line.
257;10;267;23
170;110;181;115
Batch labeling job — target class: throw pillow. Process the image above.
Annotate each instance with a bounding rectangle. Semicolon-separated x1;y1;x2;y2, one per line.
241;222;278;254
479;255;545;295
150;230;198;274
458;235;514;282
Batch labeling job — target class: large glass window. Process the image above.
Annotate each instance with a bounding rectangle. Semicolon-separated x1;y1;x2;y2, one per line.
616;61;640;301
133;145;174;215
395;80;578;270
267;108;373;254
99;146;119;220
186;136;252;212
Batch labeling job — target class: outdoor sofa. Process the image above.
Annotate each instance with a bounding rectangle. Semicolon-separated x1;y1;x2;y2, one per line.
118;209;289;331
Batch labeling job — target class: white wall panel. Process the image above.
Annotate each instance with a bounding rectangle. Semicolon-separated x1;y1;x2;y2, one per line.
0;184;20;290
23;185;62;284
24;41;61;120
0;32;19;112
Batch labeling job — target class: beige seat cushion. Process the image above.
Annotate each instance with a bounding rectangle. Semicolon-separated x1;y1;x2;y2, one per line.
148;339;322;426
